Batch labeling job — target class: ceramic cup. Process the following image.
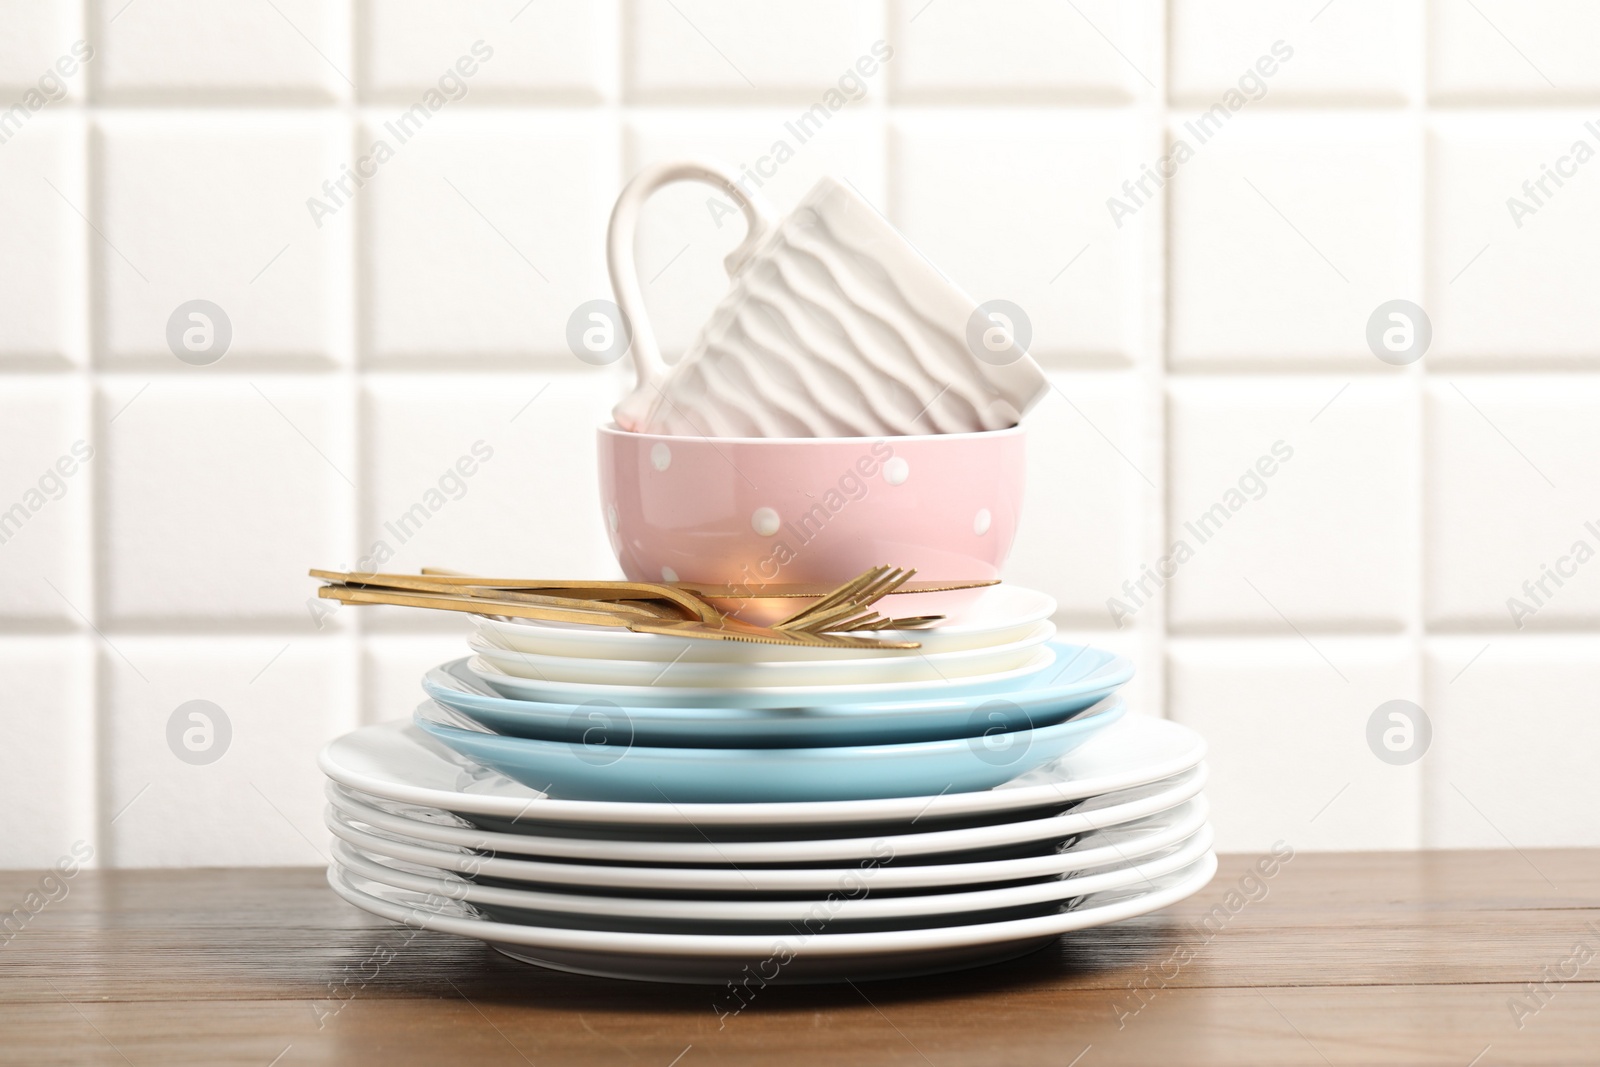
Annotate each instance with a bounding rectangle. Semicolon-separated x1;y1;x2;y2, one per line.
605;160;1048;438
597;424;1026;601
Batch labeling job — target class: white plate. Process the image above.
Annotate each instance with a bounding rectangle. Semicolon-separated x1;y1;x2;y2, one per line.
469;621;1054;688
330;790;1210;891
326;776;1206;866
322;771;1207;892
475;584;1057;662
318;714;1207;829
333;824;1214;932
467;646;1057;709
328;853;1217;984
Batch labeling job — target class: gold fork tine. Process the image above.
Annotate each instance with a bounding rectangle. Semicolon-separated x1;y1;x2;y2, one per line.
624;618;918;649
836;613;944;632
833;612;887;631
681;577;997;598
784;597;881;633
814;578;942;633
861;614;944;630
780;566;917;633
861;565;915;605
775;568;892;632
772;565;887;629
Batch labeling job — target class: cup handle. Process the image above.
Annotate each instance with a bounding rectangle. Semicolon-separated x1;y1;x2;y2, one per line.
605;160;779;396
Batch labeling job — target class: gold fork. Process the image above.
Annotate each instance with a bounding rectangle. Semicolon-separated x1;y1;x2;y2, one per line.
315;584;915;649
315;566;951;636
310;568;930;649
772;566;937;634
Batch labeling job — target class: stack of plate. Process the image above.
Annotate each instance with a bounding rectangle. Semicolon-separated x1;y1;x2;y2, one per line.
320;584;1215;983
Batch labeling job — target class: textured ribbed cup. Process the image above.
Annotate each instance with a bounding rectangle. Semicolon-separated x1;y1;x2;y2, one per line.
609;171;1048;438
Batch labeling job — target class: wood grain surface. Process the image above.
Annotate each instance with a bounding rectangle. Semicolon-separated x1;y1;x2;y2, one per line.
1;850;1597;1066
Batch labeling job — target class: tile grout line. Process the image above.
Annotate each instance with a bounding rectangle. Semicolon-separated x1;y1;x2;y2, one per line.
1156;0;1173;723
344;0;364;732
1414;0;1432;853
82;12;111;866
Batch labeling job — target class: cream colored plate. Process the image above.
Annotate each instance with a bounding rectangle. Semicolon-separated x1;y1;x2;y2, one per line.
469;620;1053;688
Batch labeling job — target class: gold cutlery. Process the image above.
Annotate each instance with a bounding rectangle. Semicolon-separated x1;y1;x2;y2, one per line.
315;584;888;647
308;564;979;649
311;571;719;623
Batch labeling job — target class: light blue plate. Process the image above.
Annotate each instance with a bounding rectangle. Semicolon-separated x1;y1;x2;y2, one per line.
422;643;1133;748
413;696;1127;803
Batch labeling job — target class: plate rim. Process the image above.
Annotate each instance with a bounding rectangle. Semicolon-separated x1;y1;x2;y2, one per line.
413;692;1126;762
318;714;1207;826
327;786;1211;885
326;851;1219;960
331;823;1215;925
322;768;1209;890
424;642;1134;722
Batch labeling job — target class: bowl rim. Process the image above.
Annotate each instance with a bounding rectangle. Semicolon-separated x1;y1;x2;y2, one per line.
597;422;1025;445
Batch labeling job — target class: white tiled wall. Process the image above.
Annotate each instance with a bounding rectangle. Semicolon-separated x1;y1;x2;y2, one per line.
2;0;1596;866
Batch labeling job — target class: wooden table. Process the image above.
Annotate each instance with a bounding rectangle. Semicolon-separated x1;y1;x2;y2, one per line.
2;850;1597;1066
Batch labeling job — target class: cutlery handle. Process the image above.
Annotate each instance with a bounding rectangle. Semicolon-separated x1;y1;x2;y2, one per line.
317;585;634;627
605;160;778;424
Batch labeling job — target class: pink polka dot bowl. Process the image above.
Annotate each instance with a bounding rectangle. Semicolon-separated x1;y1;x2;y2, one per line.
597;424;1026;617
